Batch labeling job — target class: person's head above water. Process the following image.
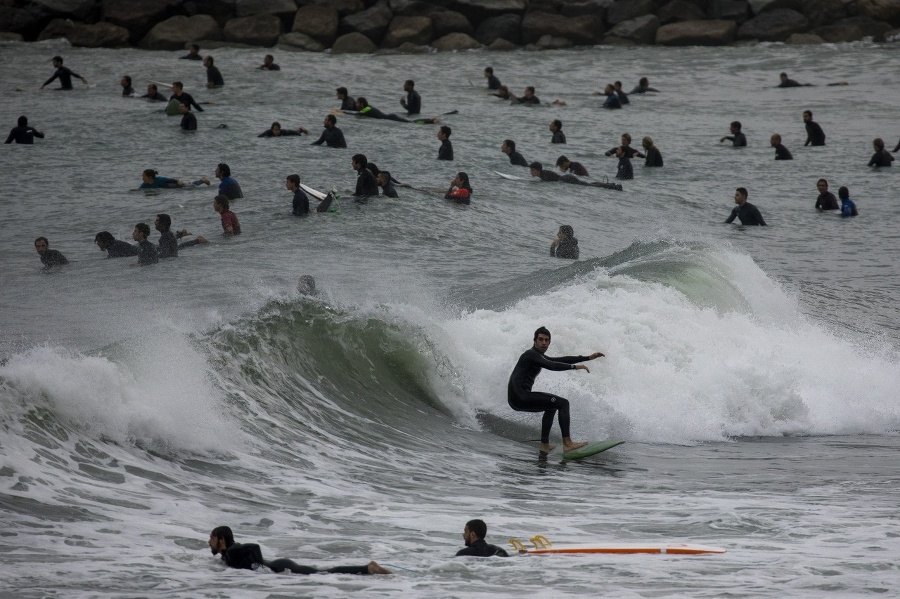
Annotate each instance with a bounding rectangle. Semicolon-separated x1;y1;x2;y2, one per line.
501;139;516;154
142;168;158;183
529;162;543;176
838;186;849;200
18;115;27;127
208;526;234;555
463;519;488;545
557;225;574;241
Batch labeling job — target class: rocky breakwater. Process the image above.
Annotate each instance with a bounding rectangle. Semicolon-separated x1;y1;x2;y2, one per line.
1;0;898;50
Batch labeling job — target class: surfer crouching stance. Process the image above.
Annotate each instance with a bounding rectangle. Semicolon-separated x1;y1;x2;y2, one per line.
208;526;391;575
507;327;604;453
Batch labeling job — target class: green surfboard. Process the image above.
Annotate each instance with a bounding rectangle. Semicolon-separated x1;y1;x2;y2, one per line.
165;98;181;116
562;440;624;460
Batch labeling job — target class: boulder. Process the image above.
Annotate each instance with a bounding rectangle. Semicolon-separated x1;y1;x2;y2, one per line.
656;0;706;23
808;23;863;42
292;3;338;45
377;40;429;52
277;30;324;50
857;0;900;23
709;0;750;23
224;13;281;45
235;0;297;17
140;14;223;49
389;0;448;16
341;1;393;44
655;18;736;44
330;30;377;52
737;8;808;40
38;18;130;46
0;6;42;37
29;0;96;21
474;13;521;44
311;0;363;17
602;35;637;45
607;13;658;42
606;0;656;25
536;33;573;48
103;0;180;29
747;0;800;14
800;0;845;27
786;32;823;43
431;30;481;49
528;0;559;12
559;0;612;17
486;36;517;49
886;27;900;40
451;0;526;25
834;15;893;40
521;11;602;44
186;0;237;26
0;31;24;40
431;9;473;37
382;14;432;46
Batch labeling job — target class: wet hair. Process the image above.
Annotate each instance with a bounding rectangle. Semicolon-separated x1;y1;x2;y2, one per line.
211;526;234;548
465;519;487;540
122;75;132;85
555;156;569;167
18;115;27;127
621;132;632;143
378;170;391;183
484;67;493;75
325;114;336;125
352;153;368;168
817;178;828;188
525;86;535;94
730;121;742;130
52;55;63;63
533;326;551;341
356;96;369;108
214;195;230;211
286;174;300;187
558;225;574;240
503;139;516;151
642;136;654;148
551;119;562;130
172;81;183;90
780;72;788;78
205;56;214;66
179;101;190;111
95;231;114;244
34;236;49;246
639;76;648;85
838;186;849;200
614;80;623;88
264;54;274;61
440;125;451;137
134;222;150;238
148;83;158;92
873;137;884;150
336;87;348;97
456;171;472;192
142;169;158;180
803;110;812;118
771;133;782;143
366;163;380;177
271;121;281;130
736;187;748;198
156;214;171;229
405;79;414;88
217;163;231;177
530;161;543;172
190;43;200;51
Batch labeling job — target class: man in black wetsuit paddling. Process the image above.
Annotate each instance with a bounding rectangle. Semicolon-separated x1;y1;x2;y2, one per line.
456;520;509;558
208;526;391;575
41;56;88;90
725;187;767;226
508;327;604;453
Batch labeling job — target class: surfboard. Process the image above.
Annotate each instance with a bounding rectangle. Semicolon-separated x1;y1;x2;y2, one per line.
494;170;528;181
298;182;327;201
149;80;174;89
562;440;624;460
165;98;181;116
524;543;726;555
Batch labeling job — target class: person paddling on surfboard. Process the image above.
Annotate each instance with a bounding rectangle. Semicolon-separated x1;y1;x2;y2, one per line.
508;327;604;453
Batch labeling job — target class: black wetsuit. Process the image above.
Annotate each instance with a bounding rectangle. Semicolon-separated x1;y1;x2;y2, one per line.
726;202;767;226
122;86;134;96
815;191;838;211
260;63;280;71
603;93;622;109
181;112;197;131
616;156;633;180
606;146;641;159
180;52;202;60
207;66;224;87
539;170;561;182
158;230;178;258
355;168;379;197
487;75;501;90
438;138;453;160
805;122;825;146
43;66;81;89
39;249;68;268
774;144;793;160
292;188;310;215
629;84;658;94
340;96;356;111
552;130;566;144
725;132;747;147
868;150;894;167
507;347;590;444
551;239;579;259
220;542;371;575
645;147;663;167
106;239;139;257
312;126;347;148
381;183;398;198
507;151;528;167
171;91;203;112
5;126;44;144
137;239;159;265
893;139;900;153
259;129;303;138
403;89;421;115
516;95;540;105
778;79;804;88
142;91;168;101
617;90;630;105
567;162;588;176
456;540;509;558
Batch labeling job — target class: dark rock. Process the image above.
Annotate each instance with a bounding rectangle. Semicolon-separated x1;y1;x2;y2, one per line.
141;14;223;49
800;0;845;27
292;3;338;46
607;13;658;43
278;30;324;49
186;0;236;27
431;10;473;37
656;0;706;23
786;32;823;43
0;31;24;40
389;0;450;16
655;18;736;43
886;26;900;40
536;33;573;47
602;34;636;45
528;0;560;12
486;36;517;49
38;18;130;46
376;40;428;52
0;6;42;38
431;30;481;49
331;30;377;51
224;13;281;45
606;0;656;25
521;11;603;44
29;0;96;21
559;0;612;18
235;0;297;19
738;8;808;40
834;15;893;40
103;0;181;41
311;0;364;17
382;14;432;46
748;0;800;15
808;23;864;42
341;1;392;44
474;13;521;44
857;0;900;24
451;0;526;26
708;0;750;23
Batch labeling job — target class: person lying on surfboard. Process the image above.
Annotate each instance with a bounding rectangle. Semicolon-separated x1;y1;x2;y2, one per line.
507;326;604;453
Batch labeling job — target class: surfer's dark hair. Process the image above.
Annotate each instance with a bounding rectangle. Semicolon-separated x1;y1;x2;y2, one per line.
325;114;336;125
214;195;230;211
529;162;543;172
217;163;231;177
286;174;300;186
466;519;487;540
211;526;235;548
134;222;150;238
534;326;551;341
156;214;171;229
352;153;368;168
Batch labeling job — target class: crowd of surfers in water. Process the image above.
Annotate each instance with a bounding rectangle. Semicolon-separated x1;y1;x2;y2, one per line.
12;53;893;271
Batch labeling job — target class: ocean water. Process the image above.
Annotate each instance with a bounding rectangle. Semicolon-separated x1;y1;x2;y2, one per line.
1;38;899;597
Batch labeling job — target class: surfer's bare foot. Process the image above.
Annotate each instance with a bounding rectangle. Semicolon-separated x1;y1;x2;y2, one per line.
367;561;391;575
563;440;588;452
539;442;555;453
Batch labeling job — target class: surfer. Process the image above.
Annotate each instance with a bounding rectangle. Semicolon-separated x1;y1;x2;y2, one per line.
260;54;280;71
131;223;159;266
838;186;858;217
555;155;588;177
210;163;243;200
514;86;540;105
437;125;453;160
484;67;501;90
120;75;134;97
208;526;391;575
259;121;309;137
34;237;68;269
605;133;643;160
155;214;178;258
400;79;421;115
336;87;355;111
508;327;603;453
179;102;197;131
629;77;658;94
815;179;839;211
180;43;202;60
771;134;793;160
456;520;510;558
352;154;379;198
720;121;746;146
550;225;579;259
286;174;310;215
501;139;529;167
204;56;224;88
95;232;138;258
550;120;566;144
803;110;825;146
599;84;622;109
141;83;168;101
311;114;346;147
40;56;87;90
5;116;44;144
725;187;767;226
642;136;663;167
777;72;810;87
213;195;241;236
377;171;398;198
530;162;561;182
354;97;440;124
139;169;195;189
445;172;472;204
613;81;630;105
868;138;894;167
493;85;511;100
170;82;203;112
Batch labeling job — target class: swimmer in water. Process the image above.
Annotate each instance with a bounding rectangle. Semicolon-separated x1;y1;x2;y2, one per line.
529;162;584;185
286;174;310;215
311;114;347;148
641;136;663;167
437;125;453;160
600;84;622;109
180;43;202;60
354;97;440;124
120;75;134;96
170;82;203;112
456;520;510;558
445;172;472;204
258;121;309;137
838;186;858;217
720;121;747;146
501;139;529;167
40;56;88;90
484;67;501;90
5;115;44;144
94;231;139;258
770;134;793;160
629;77;658;94
606;133;644;160
725;187;767;226
868;138;894;167
400;79;421;115
352;154;379;198
132;223;159;267
613;81;629;105
514;86;540;105
492;85;511;100
549;119;566;144
377;171;399;198
179;102;197;131
204;56;224;88
259;54;280;71
777;72;811;88
336;87;356;111
141;83;168;101
214;195;241;236
550;225;579;260
34;236;68;269
803;110;825;146
555;155;588;177
814;178;839;211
